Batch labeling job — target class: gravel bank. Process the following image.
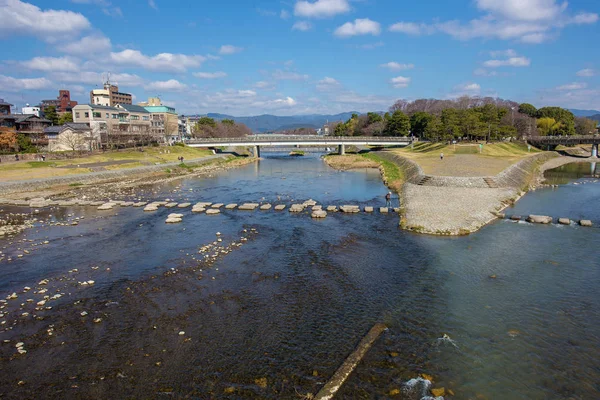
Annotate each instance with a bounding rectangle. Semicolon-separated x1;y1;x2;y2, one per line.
401;183;517;235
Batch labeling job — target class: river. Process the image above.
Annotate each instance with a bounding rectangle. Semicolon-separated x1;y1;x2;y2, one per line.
0;154;598;399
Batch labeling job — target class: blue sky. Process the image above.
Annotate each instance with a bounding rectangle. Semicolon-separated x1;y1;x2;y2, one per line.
0;0;599;116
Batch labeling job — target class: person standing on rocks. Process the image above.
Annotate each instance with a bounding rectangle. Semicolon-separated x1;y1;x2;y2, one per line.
440;152;444;160
385;192;392;208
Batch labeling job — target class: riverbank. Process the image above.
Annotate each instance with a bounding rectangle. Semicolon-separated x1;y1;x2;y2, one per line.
0;156;256;201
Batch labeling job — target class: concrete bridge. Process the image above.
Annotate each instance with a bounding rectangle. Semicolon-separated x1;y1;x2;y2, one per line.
186;135;412;156
528;135;600;157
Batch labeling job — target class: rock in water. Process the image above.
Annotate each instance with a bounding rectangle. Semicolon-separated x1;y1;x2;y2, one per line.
274;205;286;211
380;207;389;213
579;220;593;227
260;204;272;210
238;203;259;211
526;215;552;224
364;206;374;213
311;210;327;219
225;204;238;209
558;218;571;225
326;205;338;212
206;209;221;215
177;203;191;208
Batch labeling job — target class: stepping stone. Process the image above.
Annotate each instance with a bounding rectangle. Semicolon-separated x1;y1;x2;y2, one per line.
340;205;360;213
393;208;400;213
154;201;168;206
289;204;304;213
510;215;522;221
195;202;212;208
311;210;327;219
144;204;159;212
326;205;338;212
168;213;184;218
120;202;134;207
177;203;191;208
133;202;147;207
165;217;182;224
380;207;389;213
364;206;374;213
97;203;116;211
239;203;259;210
206;209;221;215
579;220;593;227
89;201;104;206
558;218;571;225
225;204;238;209
191;207;206;213
274;205;286;211
303;199;317;207
211;203;224;209
260;204;272;210
312;205;322;211
165;202;178;208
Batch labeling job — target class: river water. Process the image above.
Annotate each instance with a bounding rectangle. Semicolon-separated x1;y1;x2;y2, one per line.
0;154;598;399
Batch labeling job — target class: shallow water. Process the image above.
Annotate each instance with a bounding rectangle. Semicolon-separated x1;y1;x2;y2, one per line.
0;156;599;399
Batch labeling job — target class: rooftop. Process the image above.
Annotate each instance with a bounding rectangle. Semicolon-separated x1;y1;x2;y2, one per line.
118;104;150;114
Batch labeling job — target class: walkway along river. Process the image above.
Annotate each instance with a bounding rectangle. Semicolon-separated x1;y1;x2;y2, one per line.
0;153;598;399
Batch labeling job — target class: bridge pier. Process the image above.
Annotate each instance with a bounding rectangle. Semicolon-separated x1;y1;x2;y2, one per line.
592;144;598;158
252;145;261;158
338;144;345;155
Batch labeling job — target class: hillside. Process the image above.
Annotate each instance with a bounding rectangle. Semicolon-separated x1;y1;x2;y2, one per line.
201;112;360;133
569;109;600;117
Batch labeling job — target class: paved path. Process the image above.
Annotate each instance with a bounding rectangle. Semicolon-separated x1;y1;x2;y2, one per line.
57;159;138;169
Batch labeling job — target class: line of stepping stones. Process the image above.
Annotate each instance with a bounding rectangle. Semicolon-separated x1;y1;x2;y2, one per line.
0;198;399;224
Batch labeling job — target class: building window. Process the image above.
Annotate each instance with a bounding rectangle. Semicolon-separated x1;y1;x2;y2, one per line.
75;112;80;118
143;116;149;121
106;113;109;118
85;112;89;118
93;112;101;118
112;114;118;119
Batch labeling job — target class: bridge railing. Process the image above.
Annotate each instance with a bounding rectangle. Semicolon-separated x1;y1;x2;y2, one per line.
528;135;600;143
186;135;411;144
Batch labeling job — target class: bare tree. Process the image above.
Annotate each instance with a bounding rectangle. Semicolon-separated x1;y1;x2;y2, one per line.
58;130;87;151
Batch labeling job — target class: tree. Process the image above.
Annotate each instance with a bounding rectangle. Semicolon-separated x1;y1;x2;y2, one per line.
59;130;87;151
459;109;487;140
367;112;383;124
43;105;59;125
410;111;434;138
441;108;460;140
424;115;442;141
0;128;18;152
518;103;537;118
537;117;562;136
58;112;73;125
221;119;235;125
536;107;575;135
383;110;410;136
574;117;598;135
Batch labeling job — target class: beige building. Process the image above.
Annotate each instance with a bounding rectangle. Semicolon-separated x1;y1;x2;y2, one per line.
90;82;133;107
138;98;180;142
73;104;156;146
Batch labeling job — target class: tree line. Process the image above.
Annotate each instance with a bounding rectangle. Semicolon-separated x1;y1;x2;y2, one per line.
330;96;598;140
192;117;252;138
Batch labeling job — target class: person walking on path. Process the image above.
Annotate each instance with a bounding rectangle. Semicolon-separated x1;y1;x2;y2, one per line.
440;152;444;160
385;192;392;208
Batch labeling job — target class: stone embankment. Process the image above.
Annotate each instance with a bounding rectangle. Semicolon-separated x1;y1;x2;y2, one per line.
0;154;231;195
365;150;590;235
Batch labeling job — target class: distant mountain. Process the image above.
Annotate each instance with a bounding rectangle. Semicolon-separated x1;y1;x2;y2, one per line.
199;112;359;133
569;109;600;117
588;114;600;122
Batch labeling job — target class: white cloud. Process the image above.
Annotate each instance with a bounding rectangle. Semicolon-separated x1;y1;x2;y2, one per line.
273;97;297;106
450;82;482;97
51;71;144;86
145;79;187;92
556;82;587;90
0;0;91;40
380;62;414;71
576;69;596;77
272;70;309;81
20;56;79;72
219;45;243;55
334;18;381;38
253;81;274;89
110;49;205;72
390;76;411;88
294;0;350;18
58;34;112;55
193;72;227;79
238;90;257;97
0;75;53;91
483;56;531;67
388;0;598;43
148;0;158;10
292;21;313;31
280;10;290;19
389;22;434;35
317;77;341;91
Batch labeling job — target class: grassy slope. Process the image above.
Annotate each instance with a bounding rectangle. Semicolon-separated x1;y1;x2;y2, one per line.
0;147;214;182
